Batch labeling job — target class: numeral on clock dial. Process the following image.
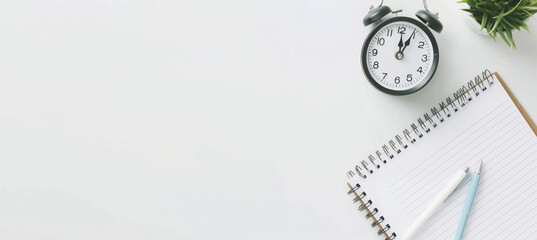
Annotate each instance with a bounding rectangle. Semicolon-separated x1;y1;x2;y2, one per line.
421;55;428;62
377;38;385;46
418;41;425;48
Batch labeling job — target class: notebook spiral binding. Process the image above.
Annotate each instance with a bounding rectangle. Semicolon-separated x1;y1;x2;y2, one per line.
346;69;496;240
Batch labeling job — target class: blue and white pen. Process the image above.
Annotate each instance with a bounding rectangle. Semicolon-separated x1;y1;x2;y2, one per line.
454;161;482;240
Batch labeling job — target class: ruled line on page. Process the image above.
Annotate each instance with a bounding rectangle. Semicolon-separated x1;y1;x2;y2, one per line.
426;144;537;239
408;127;525;217
394;108;520;208
389;100;510;190
401;114;523;208
421;135;536;231
419;136;537;239
390;100;511;193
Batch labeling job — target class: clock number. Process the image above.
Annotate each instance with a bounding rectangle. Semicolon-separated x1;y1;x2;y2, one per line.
372;49;378;56
397;26;406;35
418;41;425;49
394;76;401;84
382;72;387;80
387;29;393;37
421;54;428;62
412;30;416;39
406;74;413;82
417;67;423;73
373;61;379;69
377;38;385;46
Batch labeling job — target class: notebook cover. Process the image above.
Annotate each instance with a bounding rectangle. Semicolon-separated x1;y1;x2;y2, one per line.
494;72;537;136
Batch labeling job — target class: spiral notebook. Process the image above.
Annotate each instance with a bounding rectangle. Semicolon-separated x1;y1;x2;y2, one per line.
346;71;537;240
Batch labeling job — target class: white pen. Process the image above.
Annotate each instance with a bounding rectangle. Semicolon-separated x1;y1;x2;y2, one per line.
402;167;469;240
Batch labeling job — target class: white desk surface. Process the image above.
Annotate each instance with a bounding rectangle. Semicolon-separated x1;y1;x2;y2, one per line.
1;0;536;239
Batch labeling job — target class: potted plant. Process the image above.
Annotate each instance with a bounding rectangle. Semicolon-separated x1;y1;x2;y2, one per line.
459;0;537;49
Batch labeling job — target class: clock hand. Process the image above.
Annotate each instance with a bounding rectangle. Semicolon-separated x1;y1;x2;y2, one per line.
400;30;416;54
398;33;404;53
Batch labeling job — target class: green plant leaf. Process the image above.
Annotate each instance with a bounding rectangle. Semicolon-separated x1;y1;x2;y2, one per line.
503;17;520;30
502;22;518;49
494;0;523;18
519;6;537;11
508;15;531;31
461;0;537;49
521;22;531;32
490;14;503;32
497;27;512;48
481;14;488;30
487;20;496;36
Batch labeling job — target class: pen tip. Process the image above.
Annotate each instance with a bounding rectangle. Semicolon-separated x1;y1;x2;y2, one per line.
464;167;469;173
476;161;482;175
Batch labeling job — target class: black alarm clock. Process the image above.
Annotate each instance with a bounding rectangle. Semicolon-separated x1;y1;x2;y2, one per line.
361;1;443;95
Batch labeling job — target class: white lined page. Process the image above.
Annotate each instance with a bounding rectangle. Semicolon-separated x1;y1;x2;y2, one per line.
349;77;537;239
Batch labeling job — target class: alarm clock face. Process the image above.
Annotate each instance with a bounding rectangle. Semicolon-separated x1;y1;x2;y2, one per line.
362;17;439;95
